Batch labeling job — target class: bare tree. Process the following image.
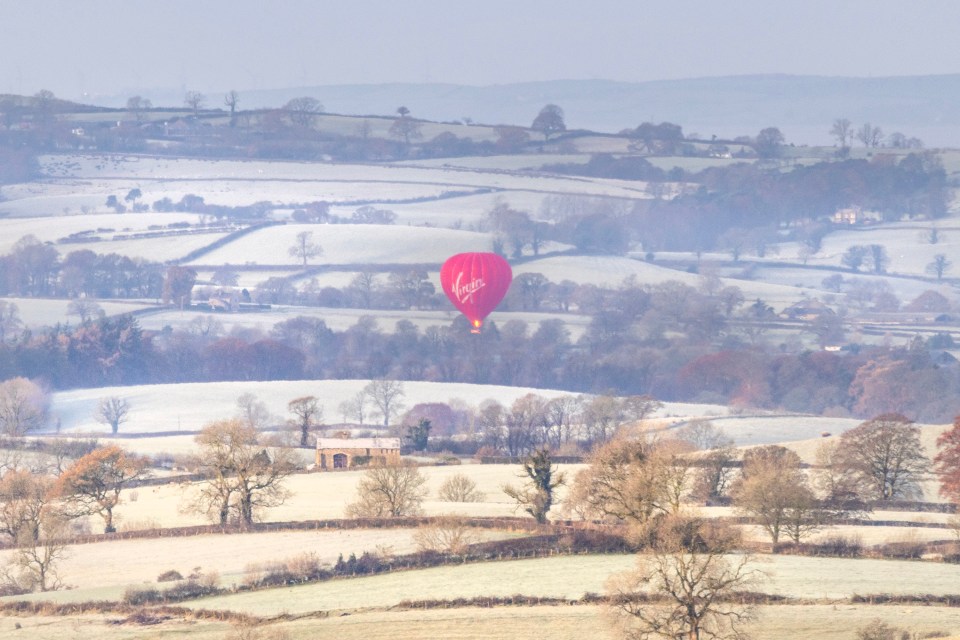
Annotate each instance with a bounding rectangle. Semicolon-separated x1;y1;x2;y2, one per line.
503;448;565;524
835;413;929;501
190;419;297;525
438;472;485;502
607;516;760;640
730;446;824;546
830;118;853;148
288;230;323;266
364;378;406;428
813;440;865;506
224;90;240;127
690;445;736;503
413;516;479;554
338;391;368;424
855;122;883;148
0;301;22;344
66;298;104;324
676;419;732;451
283;96;323;128
580;394;627;445
346;462;427;518
4;515;68;592
125;95;152;123
94;396;130;435
184;91;206;116
566;436;690;531
0;378;49;436
0;469;56;543
54;445;148;533
926;254;952;281
287;396;322;447
236;393;271;430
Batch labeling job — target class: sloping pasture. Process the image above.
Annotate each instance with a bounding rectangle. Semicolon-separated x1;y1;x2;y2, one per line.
4;604;960;640
178;553;960;616
0;212;205;254
48;379;577;435
184;223;492;267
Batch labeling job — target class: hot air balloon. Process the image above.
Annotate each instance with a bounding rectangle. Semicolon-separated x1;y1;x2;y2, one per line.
440;252;512;333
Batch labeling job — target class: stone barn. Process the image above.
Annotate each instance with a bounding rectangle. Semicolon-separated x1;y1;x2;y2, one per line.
315;437;401;470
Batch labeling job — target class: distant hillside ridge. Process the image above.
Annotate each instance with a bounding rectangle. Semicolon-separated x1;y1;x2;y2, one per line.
81;74;960;147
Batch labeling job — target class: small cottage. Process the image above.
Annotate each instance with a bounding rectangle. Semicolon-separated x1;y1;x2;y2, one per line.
315;437;401;469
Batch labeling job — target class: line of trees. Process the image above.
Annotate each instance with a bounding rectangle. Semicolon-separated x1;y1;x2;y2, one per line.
1;299;959;423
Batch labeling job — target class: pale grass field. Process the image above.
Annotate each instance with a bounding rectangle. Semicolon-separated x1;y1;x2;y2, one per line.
90;464;583;531
2;604;960;640
0;526;519;604
175;553;960;616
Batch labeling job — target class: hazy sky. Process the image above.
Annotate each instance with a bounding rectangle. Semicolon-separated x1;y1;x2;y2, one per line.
3;0;960;101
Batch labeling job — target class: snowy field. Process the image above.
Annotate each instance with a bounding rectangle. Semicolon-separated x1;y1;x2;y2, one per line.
29;154;656;200
60;231;232;262
186;224;493;266
135;305;593;340
48;379;578;435
514;255;825;311
746;265;955;307
393;153;590;171
350;190;554;227
1;152;655;219
787;222;960;277
0;297;158;328
0;212;205;254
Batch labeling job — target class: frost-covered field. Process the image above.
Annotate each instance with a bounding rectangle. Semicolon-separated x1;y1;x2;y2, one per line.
681;415;865;448
187;224;492;266
514;255;824;311
64;231;232;262
394;153;590;171
195;269;303;288
0;212;205;253
747;265;954;307
4;604;958;640
354;190;553;227
135;305;593;340
27;154;655;201
0;297;157;328
177;553;960;616
0;526;519;602
2;152;653;219
793;223;960;277
48;380;576;435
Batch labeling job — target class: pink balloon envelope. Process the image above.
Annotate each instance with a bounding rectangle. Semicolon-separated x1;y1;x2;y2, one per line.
440;252;513;332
